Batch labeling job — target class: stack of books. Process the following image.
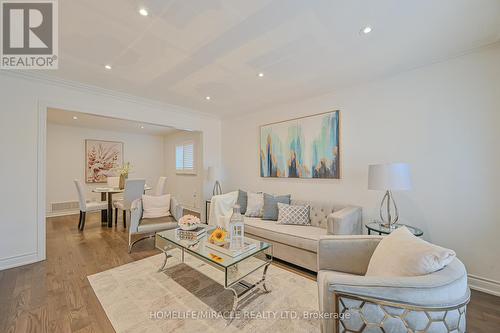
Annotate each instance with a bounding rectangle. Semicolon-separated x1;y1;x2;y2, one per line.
176;226;207;241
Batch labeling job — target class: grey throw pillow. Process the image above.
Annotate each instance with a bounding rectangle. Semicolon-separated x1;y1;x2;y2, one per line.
277;202;311;225
236;190;248;214
262;193;291;221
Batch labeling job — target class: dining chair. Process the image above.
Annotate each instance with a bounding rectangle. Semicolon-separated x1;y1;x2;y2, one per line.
155;176;167;196
74;180;108;231
113;179;146;228
107;176;120;188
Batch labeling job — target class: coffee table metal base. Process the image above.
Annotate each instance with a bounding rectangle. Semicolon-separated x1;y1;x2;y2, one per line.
157;243;272;322
226;263;271;315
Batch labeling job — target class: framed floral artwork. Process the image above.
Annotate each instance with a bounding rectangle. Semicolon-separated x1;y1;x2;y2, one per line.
85;139;123;183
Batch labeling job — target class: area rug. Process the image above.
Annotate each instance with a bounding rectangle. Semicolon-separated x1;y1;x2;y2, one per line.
88;250;321;332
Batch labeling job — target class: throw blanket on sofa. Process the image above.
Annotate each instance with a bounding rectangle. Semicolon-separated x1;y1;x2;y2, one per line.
208;191;238;229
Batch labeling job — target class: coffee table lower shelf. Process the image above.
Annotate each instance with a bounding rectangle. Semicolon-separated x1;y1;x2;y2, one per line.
155;233;273;318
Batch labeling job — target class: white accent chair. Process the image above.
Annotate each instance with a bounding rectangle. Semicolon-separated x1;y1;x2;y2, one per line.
113;179;146;228
317;235;470;333
155;176;167;196
128;196;183;252
74;179;107;231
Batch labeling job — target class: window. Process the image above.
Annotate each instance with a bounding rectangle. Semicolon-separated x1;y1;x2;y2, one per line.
176;142;195;174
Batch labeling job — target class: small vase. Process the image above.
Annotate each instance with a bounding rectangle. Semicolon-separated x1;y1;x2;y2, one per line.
119;173;127;189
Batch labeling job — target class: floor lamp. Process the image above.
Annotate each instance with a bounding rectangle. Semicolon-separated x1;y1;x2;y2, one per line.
208;166;222;196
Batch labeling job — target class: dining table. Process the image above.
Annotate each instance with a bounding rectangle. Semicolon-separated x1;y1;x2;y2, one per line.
92;185;152;227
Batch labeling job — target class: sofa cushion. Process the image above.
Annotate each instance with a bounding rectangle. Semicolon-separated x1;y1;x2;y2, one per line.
366;226;456;277
245;192;264;217
142;194;171;219
138;216;177;233
277;202;310;225
244;217;327;252
262;193;291;220
236;190;248;215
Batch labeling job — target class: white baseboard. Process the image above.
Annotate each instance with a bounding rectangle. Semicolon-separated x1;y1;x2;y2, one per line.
46;209;80;217
0;252;43;271
468;274;500;297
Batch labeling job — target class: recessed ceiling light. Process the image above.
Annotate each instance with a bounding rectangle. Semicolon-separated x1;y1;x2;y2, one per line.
140;125;145;129
104;64;112;70
139;8;148;16
258;72;264;77
72;116;78;120
361;26;372;34
205;96;211;100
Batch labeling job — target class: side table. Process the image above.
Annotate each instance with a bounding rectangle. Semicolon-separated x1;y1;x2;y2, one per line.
365;222;423;237
205;200;211;224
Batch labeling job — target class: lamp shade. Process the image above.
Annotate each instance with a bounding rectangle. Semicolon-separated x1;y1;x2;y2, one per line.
368;163;412;191
207;166;215;181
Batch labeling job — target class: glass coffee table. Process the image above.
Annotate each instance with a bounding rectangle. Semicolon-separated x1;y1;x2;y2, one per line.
155;228;273;314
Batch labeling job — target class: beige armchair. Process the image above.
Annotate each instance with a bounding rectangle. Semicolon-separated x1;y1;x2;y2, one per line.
128;197;184;253
317;235;470;333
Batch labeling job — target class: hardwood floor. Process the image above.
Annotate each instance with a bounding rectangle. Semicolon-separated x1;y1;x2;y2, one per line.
0;213;499;332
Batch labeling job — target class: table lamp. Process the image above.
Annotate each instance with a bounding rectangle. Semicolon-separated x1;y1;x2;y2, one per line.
368;163;412;228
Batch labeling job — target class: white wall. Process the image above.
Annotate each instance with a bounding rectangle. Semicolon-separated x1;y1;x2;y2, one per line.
0;72;221;270
163;131;204;212
221;44;500;294
46;123;164;215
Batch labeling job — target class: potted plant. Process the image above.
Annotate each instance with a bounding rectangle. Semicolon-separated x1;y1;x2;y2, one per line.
117;162;132;189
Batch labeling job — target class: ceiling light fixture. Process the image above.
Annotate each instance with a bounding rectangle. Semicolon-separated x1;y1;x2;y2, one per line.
139;8;148;16
104;64;112;70
361;26;372;34
140;125;145;129
205;96;211;100
258;72;264;77
72;116;78;120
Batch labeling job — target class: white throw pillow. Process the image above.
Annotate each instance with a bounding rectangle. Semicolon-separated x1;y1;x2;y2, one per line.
245;192;264;217
142;194;171;219
365;226;456;277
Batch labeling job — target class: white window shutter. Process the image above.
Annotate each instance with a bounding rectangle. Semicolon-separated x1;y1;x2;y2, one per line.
176;145;184;170
183;143;194;170
176;142;195;173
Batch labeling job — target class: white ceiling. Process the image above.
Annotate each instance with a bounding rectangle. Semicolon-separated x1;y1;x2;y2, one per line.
47;108;179;136
42;0;500;116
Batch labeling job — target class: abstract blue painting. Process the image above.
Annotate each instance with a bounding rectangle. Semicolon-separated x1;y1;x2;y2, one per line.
260;111;340;179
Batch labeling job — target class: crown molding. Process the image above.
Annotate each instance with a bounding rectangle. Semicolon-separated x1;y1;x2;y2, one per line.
0;70;220;120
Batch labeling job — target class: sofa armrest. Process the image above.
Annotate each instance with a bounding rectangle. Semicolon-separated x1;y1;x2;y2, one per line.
170;197;184;222
317;235;382;274
321;258;469;307
327;205;362;235
130;199;143;233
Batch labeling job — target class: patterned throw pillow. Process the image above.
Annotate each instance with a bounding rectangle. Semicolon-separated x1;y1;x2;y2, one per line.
277;202;311;225
245;192;264;217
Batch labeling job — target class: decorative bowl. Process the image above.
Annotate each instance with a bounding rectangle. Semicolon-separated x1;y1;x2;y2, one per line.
178;214;201;231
